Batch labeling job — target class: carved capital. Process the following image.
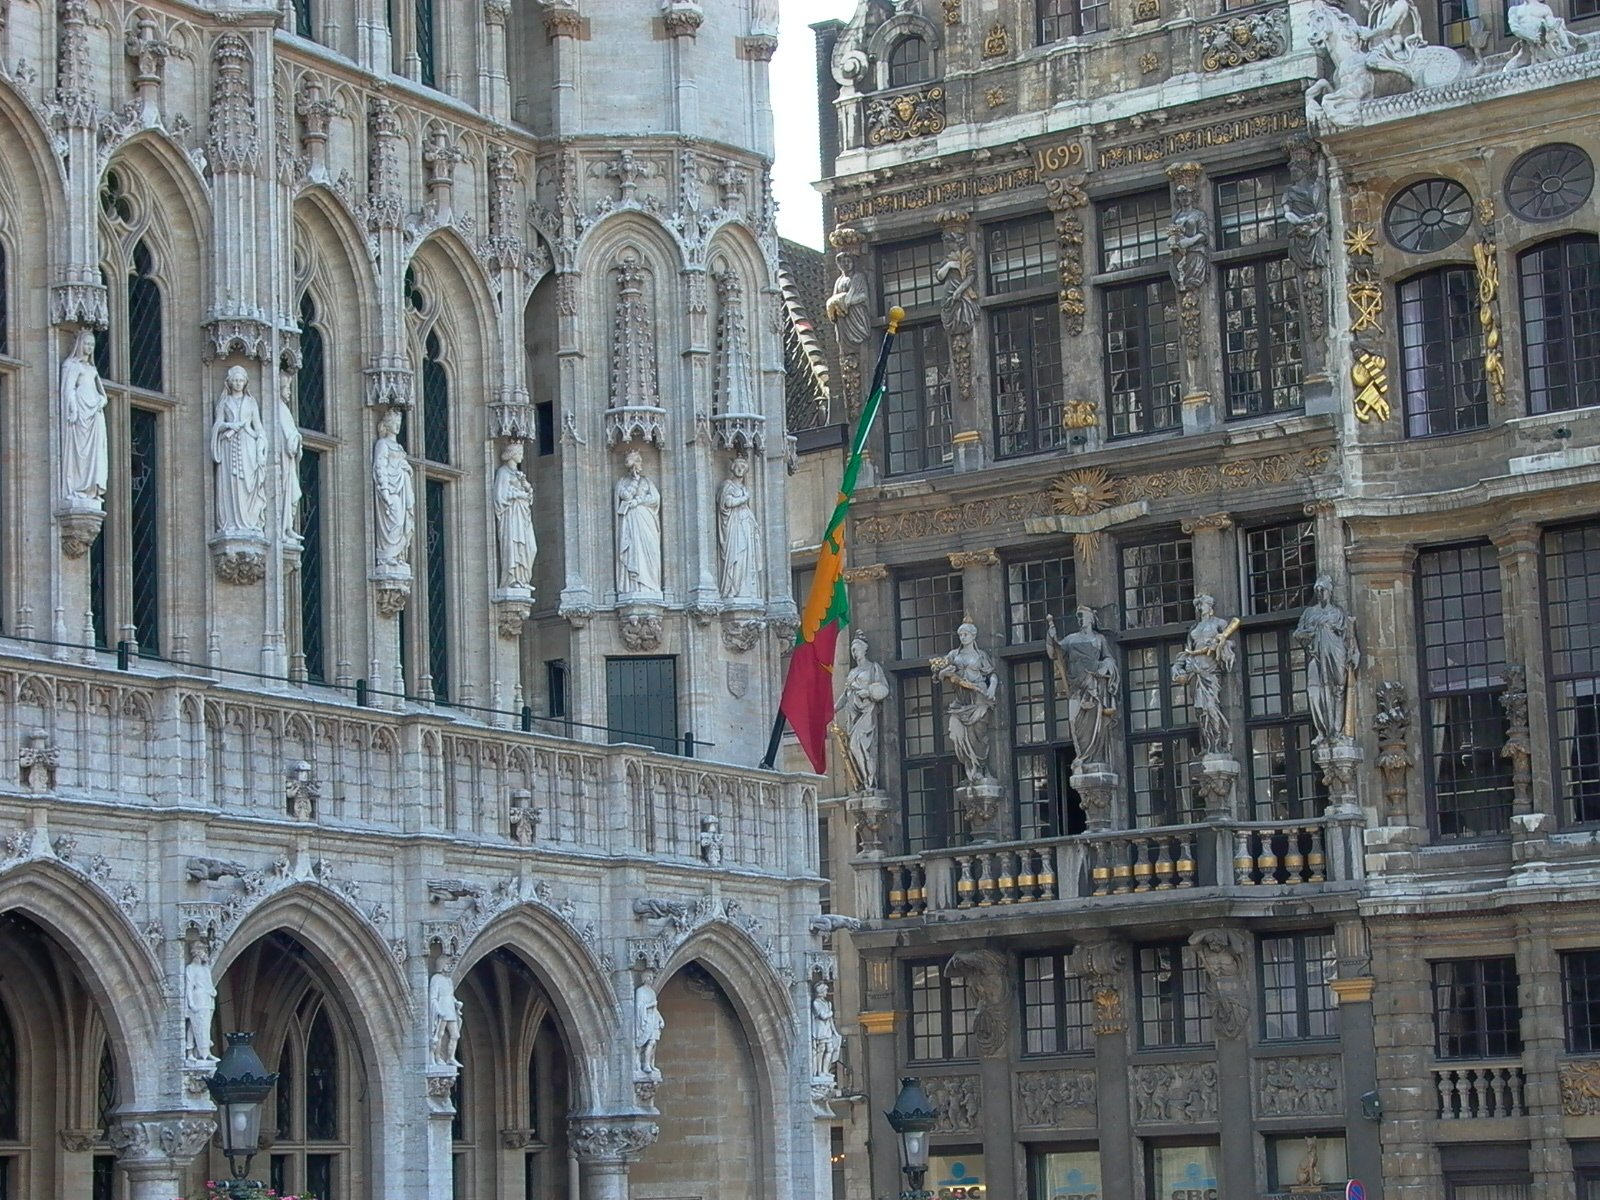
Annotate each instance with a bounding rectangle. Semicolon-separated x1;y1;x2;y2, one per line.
741;34;778;60
841;563;888;583
568;1117;659;1164
1179;512;1233;534
542;3;583;39
107;1116;217;1164
947;549;999;569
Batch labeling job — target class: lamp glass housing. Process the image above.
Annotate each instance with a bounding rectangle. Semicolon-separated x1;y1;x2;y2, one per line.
206;1032;278;1176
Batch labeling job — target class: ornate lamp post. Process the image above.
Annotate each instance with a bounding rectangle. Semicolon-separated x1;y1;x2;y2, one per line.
885;1076;937;1200
206;1032;279;1199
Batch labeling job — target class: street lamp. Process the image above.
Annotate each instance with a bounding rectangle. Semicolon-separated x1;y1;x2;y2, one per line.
885;1076;937;1200
206;1032;278;1197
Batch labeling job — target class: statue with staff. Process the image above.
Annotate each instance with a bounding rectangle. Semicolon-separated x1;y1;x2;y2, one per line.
1293;575;1360;745
1172;594;1240;756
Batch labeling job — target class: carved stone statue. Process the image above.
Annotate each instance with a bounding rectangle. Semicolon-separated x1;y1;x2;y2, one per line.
824;244;870;349
1168;181;1211;293
1280;148;1329;271
183;941;218;1062
1047;607;1120;769
428;968;464;1067
932;622;998;783
810;981;843;1080
1293;575;1360;746
615;450;663;597
635;982;664;1078
936;224;978;335
717;454;760;601
1188;927;1250;1040
493;441;537;590
212;365;269;537
372;409;415;570
1304;0;1467;128
1506;0;1581;67
834;633;889;792
1173;595;1238;757
946;948;1011;1057
274;376;303;542
59;329;109;509
1295;1136;1321;1187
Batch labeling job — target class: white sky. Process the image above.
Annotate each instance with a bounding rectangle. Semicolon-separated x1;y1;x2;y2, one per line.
771;0;859;249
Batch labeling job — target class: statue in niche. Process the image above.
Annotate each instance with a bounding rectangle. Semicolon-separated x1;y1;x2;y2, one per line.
274;375;303;542
1173;594;1238;757
1506;0;1581;67
1293;575;1360;745
428;967;464;1067
717;453;760;601
212;365;269;537
932;621;998;783
59;329;109;508
615;449;663;597
635;982;664;1078
824;243;871;349
834;633;889;792
493;441;537;590
183;940;218;1063
1280;148;1329;271
810;981;842;1080
372;408;415;570
1168;180;1211;293
1046;606;1120;769
935;222;978;335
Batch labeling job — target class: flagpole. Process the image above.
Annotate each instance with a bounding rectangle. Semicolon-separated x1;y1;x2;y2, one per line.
761;308;904;771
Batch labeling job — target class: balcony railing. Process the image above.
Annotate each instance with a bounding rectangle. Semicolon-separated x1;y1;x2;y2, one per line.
1433;1061;1527;1119
874;816;1357;921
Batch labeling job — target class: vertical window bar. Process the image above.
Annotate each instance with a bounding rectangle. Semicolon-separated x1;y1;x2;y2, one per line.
94;267;114;380
0;1003;15;1140
1520;235;1600;416
293;0;314;38
415;0;437;87
425;478;449;702
128;408;160;654
297;293;327;432
127;241;163;393
423;331;450;463
299;449;326;683
1399;267;1488;437
0;241;9;355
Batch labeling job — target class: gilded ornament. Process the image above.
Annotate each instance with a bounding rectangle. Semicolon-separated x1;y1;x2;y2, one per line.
1343;224;1377;257
983;21;1009;57
985;88;1006;108
1351;352;1391;423
1347;267;1383;333
1049;468;1118;517
1561;1061;1600;1116
942;0;961;24
866;86;946;145
1199;11;1287;71
1473;240;1506;405
1140;52;1161;73
1134;0;1161;18
1062;400;1099;429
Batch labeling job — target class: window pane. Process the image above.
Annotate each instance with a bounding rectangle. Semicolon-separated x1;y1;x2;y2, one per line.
1520;234;1600;415
297;293;327;431
879;239;943;312
1099;192;1167;272
1151;1145;1220;1199
1007;551;1076;644
1433;957;1521;1059
1246;520;1317;614
1564;950;1600;1053
987;214;1057;294
897;572;964;659
1103;278;1181;438
305;1010;339;1139
423;331;450;464
1438;0;1480;47
129;408;161;654
887;36;930;87
1545;524;1600;822
415;0;437;85
128;240;163;392
885;323;953;475
1399;267;1488;437
299;449;326;682
1222;257;1303;418
425;478;449;701
992;301;1066;458
1121;539;1193;630
1215;170;1287;250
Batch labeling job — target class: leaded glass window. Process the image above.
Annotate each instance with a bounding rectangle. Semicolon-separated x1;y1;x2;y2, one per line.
884;323;952;475
1121;537;1193;630
1544;523;1600;822
1399;266;1488;437
297;292;326;431
1137;943;1212;1047
292;0;314;38
1519;234;1600;414
305;1009;338;1140
299;449;326;683
425;478;449;702
422;331;450;464
0;240;9;356
129;408;160;655
1433;957;1521;1059
97;1042;117;1129
1260;931;1337;1041
991;300;1066;458
127;240;162;392
416;0;437;87
0;1002;16;1140
1103;278;1181;438
908;959;974;1061
1021;951;1093;1054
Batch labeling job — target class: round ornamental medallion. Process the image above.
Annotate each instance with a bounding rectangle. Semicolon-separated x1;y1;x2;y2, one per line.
1384;178;1473;253
1505;143;1595;223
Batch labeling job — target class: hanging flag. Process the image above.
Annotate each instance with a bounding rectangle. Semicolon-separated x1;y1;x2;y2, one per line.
764;307;904;773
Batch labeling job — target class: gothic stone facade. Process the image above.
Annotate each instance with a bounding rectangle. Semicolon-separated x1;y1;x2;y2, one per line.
799;3;1600;1200
0;0;831;1198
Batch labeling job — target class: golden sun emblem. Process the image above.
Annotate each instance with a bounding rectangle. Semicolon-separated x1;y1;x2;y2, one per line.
1343;224;1378;257
1049;468;1119;516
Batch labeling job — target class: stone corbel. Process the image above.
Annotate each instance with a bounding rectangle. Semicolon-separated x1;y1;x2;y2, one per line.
364;363;414;409
618;608;663;652
709;412;766;451
495;589;533;640
57;506;105;559
604;405;667;446
209;534;268;585
660;0;703;37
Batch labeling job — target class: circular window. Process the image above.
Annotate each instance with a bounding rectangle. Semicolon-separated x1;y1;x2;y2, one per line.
1384;178;1474;253
1505;143;1594;222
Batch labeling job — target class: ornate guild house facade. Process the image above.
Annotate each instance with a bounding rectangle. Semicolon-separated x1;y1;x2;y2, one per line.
0;1;837;1199
800;2;1600;1199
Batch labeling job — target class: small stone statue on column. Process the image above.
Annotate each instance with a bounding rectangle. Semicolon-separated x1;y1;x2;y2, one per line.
1174;595;1241;818
183;940;218;1064
932;621;1002;840
428;965;464;1067
832;633;889;794
58;330;110;555
1049;606;1122;830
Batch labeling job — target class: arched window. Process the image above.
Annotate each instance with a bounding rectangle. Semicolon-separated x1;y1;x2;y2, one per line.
297;292;326;432
422;331;450;464
0;239;9;356
127;239;162;392
94;267;114;380
269;998;345;1200
97;1041;117;1130
305;1007;339;1141
0;999;17;1140
887;36;930;87
1397;265;1487;437
1520;233;1600;415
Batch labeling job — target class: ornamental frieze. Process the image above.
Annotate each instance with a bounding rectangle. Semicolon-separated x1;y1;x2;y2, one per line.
1561;1060;1600;1115
1096;109;1305;171
832;163;1039;223
1257;1055;1344;1117
866;85;947;145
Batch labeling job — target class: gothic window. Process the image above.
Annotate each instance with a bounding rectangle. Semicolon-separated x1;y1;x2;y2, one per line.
1562;950;1600;1053
422;332;450;464
1418;543;1511;838
1519;234;1600;414
883;323;952;475
1436;0;1481;46
97;1041;117;1130
907;959;974;1061
991;301;1065;458
887;37;930;88
305;1008;339;1139
606;657;679;754
127;240;162;393
1385;178;1473;253
292;0;314;39
1020;951;1093;1055
297;292;327;432
1103;279;1181;438
1432;957;1521;1060
424;478;449;701
1399;266;1488;437
0;240;9;356
0;1001;15;1140
404;272;454;702
1505;144;1594;223
1036;0;1109;41
129;408;161;654
1215;170;1303;419
1259;931;1337;1040
1242;520;1321;820
415;0;437;87
1136;943;1212;1048
299;449;326;683
1544;522;1600;822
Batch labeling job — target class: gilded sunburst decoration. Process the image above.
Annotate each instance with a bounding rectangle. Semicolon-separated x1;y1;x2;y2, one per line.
1049;468;1120;516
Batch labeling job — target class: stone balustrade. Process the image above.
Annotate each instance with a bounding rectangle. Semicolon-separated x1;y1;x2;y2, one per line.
875;815;1355;921
1433;1062;1527;1119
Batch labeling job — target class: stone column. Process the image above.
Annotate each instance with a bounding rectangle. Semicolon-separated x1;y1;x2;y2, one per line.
1070;939;1133;1199
1369;927;1437;1198
1330;919;1384;1199
541;4;584;130
1346;537;1423;842
1166;161;1219;431
1514;914;1577;1199
569;1116;658;1200
857;1007;902;1200
1184;514;1243;821
109;1114;214;1200
1492;522;1557;876
1046;174;1099;453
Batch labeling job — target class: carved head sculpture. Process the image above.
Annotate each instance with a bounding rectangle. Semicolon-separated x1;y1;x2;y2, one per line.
71;328;96;362
1194;593;1216;619
378;408;403;440
624;448;645;475
730;453;749;479
502;441;525;466
225;364;249;394
1076;604;1098;631
851;632;869;662
1314;574;1334;603
957;621;977;646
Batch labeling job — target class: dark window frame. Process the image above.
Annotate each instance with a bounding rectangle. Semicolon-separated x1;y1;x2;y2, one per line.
887;36;932;88
1543;521;1600;824
1213;168;1304;420
1431;956;1522;1060
1397;264;1489;438
1020;949;1094;1056
990;298;1067;459
907;958;976;1062
1036;0;1111;42
1258;930;1338;1042
883;321;953;476
1136;942;1213;1048
1519;233;1600;415
1561;948;1600;1053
